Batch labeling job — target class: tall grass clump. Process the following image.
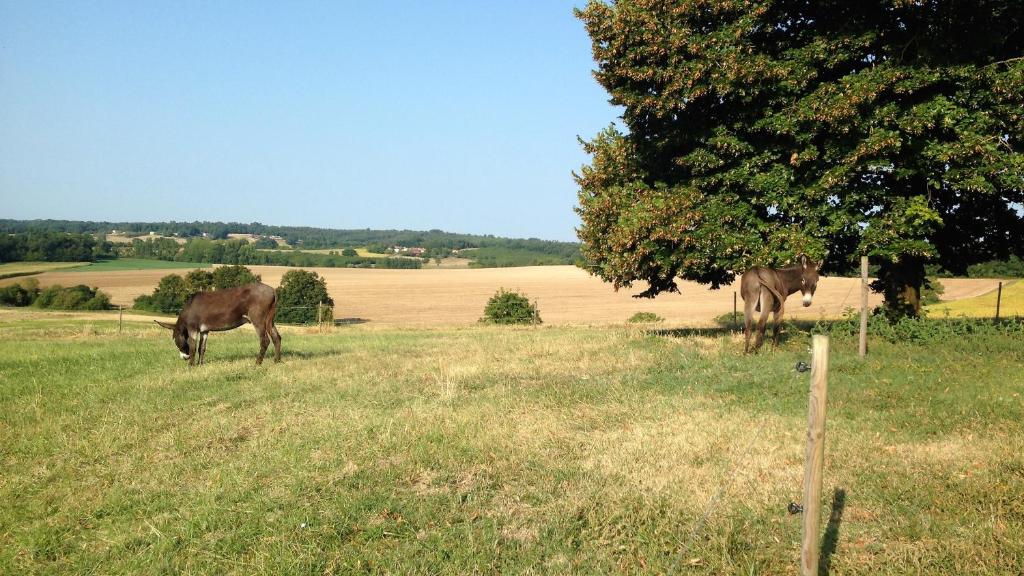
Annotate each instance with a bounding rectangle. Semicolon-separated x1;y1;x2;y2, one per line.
628;312;664;324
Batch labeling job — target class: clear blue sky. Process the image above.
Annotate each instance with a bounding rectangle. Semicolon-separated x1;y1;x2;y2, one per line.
0;1;618;241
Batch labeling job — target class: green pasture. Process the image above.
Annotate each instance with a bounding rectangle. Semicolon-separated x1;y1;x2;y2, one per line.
74;259;214;272
0;262;88;279
0;315;1021;574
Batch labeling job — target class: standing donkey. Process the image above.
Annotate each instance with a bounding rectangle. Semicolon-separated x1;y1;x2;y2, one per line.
740;255;821;353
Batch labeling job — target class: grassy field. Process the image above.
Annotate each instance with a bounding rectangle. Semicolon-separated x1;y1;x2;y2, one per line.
72;259;214;272
5;265;1002;327
1;313;1021;574
926;280;1022;318
0;262;88;279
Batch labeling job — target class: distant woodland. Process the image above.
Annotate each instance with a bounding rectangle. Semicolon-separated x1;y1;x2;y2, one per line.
0;219;582;268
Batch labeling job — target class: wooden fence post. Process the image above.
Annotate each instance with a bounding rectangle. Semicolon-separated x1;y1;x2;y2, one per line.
801;334;830;576
996;281;1003;321
118;306;123;334
859;256;868;358
317;301;323;331
733;291;738;332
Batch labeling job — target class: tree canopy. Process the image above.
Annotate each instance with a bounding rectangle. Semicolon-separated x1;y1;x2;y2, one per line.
575;0;1024;315
275;270;334;324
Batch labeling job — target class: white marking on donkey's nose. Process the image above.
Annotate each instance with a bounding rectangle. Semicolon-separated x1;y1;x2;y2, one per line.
180;352;190;360
802;294;813;307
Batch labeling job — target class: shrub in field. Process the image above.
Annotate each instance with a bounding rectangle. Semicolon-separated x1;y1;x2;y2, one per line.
921;278;945;306
814;311;1024;343
0;279;38;306
212;265;260;289
2;280;109;310
33;284;110;310
341;248;358;257
628;312;663;323
275;269;333;324
967;255;1024;278
184;269;214;293
134;267;262;314
134;274;190;313
713;311;743;328
480;289;540;325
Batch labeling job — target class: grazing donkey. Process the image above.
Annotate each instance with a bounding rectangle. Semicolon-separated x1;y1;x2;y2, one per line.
156;282;281;366
740;255;820;353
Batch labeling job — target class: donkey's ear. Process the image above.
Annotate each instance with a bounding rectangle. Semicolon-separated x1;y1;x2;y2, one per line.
154;320;176;330
800;254;809;269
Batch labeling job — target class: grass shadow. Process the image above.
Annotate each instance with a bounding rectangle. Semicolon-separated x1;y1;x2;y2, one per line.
651;326;736;339
334;317;370;326
819;488;846;575
651;318;834;344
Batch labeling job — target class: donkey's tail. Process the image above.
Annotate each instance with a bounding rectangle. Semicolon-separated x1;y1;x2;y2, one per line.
756;270;785;311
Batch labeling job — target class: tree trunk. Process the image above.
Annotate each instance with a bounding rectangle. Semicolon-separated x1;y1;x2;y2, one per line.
870;257;926;320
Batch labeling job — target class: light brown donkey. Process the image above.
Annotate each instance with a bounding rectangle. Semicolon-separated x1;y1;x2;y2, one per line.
740;255;820;353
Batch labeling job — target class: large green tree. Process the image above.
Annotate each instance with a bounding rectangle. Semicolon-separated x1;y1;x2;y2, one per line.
575;0;1024;316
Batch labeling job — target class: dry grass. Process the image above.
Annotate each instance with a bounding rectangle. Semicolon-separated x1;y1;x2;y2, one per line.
6;262;999;325
0;317;1022;574
5;264;1004;327
927;280;1022;318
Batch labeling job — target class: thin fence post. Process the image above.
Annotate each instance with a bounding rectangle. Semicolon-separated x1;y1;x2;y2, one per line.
859;256;868;359
733;291;738;332
995;281;1003;321
118;305;123;334
802;335;830;576
317;300;323;331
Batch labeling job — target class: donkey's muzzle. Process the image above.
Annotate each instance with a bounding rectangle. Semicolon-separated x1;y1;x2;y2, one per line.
802;294;813;307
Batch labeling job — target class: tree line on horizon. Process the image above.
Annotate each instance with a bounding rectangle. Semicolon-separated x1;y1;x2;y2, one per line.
0;218;581;253
0;219;581;267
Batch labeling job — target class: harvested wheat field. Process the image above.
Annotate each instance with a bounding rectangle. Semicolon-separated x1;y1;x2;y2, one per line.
4;265;1004;327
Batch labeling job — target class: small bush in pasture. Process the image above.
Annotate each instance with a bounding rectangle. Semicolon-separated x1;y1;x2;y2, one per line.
480;289;540;325
0;279;97;310
921;278;945;305
276;269;334;324
32;284;110;310
134;274;190;313
133;266;263;314
212;265;261;289
627;312;663;323
0;279;39;306
713;311;743;328
184;269;214;293
341;248;358;257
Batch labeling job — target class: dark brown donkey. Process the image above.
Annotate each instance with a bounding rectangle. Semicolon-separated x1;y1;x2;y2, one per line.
155;282;281;366
740;255;820;353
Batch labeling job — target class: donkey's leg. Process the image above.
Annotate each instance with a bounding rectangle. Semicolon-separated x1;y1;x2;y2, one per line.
255;320;270;365
743;295;756;354
771;305;785;349
187;333;199;367
269;324;282;363
198;332;208;365
754;293;773;352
